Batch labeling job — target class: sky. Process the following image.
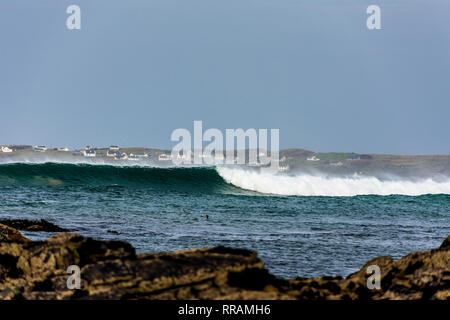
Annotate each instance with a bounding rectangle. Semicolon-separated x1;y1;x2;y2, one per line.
0;0;449;154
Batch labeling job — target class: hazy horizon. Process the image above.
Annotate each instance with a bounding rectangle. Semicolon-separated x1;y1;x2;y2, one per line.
2;143;450;156
1;0;449;155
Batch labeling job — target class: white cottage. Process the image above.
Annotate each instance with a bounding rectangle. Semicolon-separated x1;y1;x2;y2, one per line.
0;146;13;153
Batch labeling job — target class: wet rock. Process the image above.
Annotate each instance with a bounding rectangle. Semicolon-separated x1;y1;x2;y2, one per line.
0;224;30;243
0;228;448;300
0;219;69;232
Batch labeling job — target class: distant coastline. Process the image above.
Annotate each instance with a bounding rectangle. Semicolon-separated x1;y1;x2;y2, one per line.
0;145;449;178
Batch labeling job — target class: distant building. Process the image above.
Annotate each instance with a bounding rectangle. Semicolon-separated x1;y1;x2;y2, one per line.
33;146;47;152
0;146;13;153
307;155;320;161
107;146;121;157
83;146;96;157
107;150;120;157
83;149;96;157
360;154;373;160
57;147;70;152
158;153;172;161
114;153;128;160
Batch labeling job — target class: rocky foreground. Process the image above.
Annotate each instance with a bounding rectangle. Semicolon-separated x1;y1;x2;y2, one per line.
0;221;448;300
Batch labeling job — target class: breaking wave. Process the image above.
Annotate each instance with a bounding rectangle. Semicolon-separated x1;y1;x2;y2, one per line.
0;162;449;196
216;167;450;196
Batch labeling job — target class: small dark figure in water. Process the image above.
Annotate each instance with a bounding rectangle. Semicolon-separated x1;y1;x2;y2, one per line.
206;215;209;220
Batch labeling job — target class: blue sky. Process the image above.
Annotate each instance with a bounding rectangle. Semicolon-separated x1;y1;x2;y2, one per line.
0;0;449;154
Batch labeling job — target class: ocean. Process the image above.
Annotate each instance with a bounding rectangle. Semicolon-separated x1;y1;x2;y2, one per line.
0;162;449;279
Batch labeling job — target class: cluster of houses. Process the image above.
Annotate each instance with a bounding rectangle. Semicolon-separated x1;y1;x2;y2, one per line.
105;146;148;161
1;145;66;153
84;146;149;161
24;145;149;161
158;151;271;163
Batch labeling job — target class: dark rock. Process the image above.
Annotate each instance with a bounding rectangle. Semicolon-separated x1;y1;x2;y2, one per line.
439;235;450;250
0;227;448;300
0;219;69;232
0;224;30;243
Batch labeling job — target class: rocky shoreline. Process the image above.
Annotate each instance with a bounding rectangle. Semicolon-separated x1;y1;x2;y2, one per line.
0;220;448;300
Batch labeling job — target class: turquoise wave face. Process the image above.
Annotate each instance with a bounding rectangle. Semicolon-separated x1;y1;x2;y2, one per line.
0;163;244;194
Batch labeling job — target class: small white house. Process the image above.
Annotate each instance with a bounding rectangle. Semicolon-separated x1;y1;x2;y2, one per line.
1;146;13;153
107;150;119;157
83;147;96;157
34;146;47;152
57;147;70;152
107;146;120;157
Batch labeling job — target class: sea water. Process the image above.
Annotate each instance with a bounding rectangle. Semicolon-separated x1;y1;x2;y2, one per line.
0;162;448;278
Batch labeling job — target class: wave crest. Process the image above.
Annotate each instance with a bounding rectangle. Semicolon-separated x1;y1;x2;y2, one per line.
216;167;450;196
1;162;449;196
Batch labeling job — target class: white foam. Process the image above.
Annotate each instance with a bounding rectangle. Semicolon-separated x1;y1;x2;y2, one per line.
0;156;163;168
216;167;450;196
0;156;215;169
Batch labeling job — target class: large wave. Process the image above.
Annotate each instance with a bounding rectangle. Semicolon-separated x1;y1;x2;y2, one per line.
1;162;449;196
0;162;236;193
216;167;450;196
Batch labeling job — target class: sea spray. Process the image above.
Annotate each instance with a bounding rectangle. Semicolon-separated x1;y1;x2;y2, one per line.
216;167;450;196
